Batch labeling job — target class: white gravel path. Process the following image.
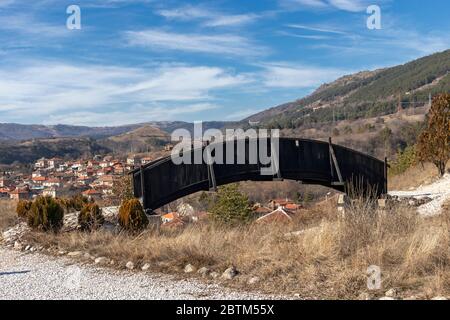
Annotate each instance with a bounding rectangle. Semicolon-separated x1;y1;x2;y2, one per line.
0;248;276;300
389;173;450;216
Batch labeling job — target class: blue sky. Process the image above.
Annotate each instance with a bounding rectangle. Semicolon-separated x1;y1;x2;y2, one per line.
0;0;449;126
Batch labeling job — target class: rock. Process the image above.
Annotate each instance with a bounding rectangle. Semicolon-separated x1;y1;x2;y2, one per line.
210;272;220;279
385;288;397;298
379;297;395;300
14;241;24;251
293;293;301;298
357;292;371;300
197;267;210;277
222;266;238;280
58;250;67;256
30;247;36;252
184;264;196;273
25;245;31;251
67;251;82;257
83;253;93;260
431;296;448;300
248;276;260;285
141;263;151;271
126;261;134;270
404;296;418;300
110;260;115;265
94;257;109;265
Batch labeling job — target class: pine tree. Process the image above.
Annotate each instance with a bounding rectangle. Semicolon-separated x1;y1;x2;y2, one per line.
210;184;252;225
417;93;450;177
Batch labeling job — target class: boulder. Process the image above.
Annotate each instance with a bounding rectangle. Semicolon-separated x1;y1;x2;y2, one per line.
126;261;134;270
184;264;196;273
94;257;109;265
141;263;151;271
67;251;82;257
222;266;238;280
197;267;210;277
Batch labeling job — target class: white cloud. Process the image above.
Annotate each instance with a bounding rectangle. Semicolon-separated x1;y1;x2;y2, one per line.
281;0;369;12
44;103;219;126
224;108;263;120
0;14;68;37
287;24;347;35
261;63;349;88
156;5;260;27
125;29;266;57
0;61;251;124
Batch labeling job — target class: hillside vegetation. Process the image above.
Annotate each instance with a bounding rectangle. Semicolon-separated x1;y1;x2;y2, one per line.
247;50;450;128
0;137;110;165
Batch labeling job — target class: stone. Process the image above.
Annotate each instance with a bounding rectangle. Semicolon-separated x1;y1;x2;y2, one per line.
126;261;134;270
25;245;31;251
248;276;260;285
83;253;93;260
58;250;67;255
30;247;36;252
94;257;109;265
379;297;395;300
141;263;151;271
14;241;23;251
110;260;115;265
222;266;238;280
357;292;371;300
431;296;448;300
197;267;210;277
210;272;220;279
67;251;82;257
385;288;397;298
184;264;196;273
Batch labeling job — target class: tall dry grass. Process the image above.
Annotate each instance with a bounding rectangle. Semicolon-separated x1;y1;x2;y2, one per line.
0;199;17;231
23;198;450;299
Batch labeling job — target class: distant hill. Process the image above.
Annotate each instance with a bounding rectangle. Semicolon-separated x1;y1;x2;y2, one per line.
247;49;450;127
0;137;110;165
0;121;234;142
102;125;171;154
0;123;144;141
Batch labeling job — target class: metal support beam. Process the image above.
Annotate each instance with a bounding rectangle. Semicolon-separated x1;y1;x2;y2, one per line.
140;165;147;211
271;137;282;181
205;144;217;191
384;157;388;195
329;137;344;186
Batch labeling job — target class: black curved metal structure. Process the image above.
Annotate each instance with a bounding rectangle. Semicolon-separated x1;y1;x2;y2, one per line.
130;137;388;212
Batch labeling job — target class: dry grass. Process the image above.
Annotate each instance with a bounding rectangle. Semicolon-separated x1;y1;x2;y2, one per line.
0;199;17;231
389;163;441;191
22;198;450;299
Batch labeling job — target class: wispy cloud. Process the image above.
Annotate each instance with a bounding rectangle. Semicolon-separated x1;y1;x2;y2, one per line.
280;0;370;12
44;103;219;126
156;5;260;27
286;24;348;35
261;63;349;88
0;61;251;124
124;29;266;57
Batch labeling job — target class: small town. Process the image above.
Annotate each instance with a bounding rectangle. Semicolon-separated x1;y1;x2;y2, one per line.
0;155;150;202
0;154;306;227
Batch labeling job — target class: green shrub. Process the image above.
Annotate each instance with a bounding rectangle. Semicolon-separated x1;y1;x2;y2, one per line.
118;199;148;232
16;200;32;219
390;145;417;176
210;184;252;226
63;194;91;212
78;203;105;231
27;196;64;232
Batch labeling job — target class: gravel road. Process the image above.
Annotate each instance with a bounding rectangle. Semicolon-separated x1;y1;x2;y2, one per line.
0;248;276;300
